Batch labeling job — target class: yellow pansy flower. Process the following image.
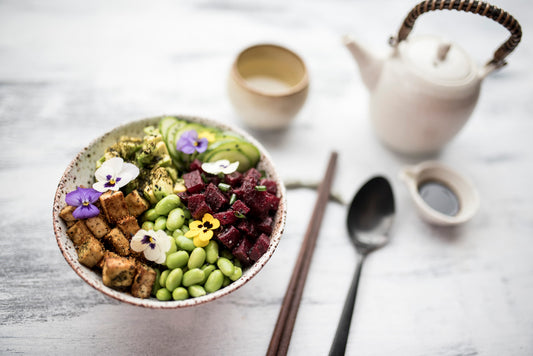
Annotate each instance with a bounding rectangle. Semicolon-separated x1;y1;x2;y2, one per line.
197;131;216;143
185;213;220;247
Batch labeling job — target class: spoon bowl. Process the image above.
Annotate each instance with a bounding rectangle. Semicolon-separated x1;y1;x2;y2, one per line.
329;176;395;355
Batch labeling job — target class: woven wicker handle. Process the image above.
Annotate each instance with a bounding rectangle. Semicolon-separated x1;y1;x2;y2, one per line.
392;0;522;68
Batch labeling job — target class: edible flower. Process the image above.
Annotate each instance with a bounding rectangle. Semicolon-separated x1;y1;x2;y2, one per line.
201;159;239;175
185;213;220;247
93;157;140;193
65;187;102;219
130;229;172;264
198;130;216;143
176;130;208;154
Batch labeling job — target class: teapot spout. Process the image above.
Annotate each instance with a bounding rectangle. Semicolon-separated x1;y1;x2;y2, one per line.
343;35;383;92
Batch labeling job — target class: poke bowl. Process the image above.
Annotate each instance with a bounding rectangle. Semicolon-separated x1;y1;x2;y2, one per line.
52;115;286;308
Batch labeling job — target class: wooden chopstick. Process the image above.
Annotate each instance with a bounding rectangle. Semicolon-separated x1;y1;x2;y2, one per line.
267;151;338;356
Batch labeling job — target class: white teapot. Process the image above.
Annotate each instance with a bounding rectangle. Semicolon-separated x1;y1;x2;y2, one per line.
344;0;521;155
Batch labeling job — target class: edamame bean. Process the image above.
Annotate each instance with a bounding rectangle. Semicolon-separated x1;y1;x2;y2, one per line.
204;270;224;293
201;264;216;284
151;269;161;297
188;285;206;298
167;238;177;255
154;194;181;216
220;249;233;260
229;266;242;281
175;234;195;252
166;250;189;269
166;208;186;231
205;240;219;264
156;288;172;301
182;268;205;287
217;257;235;277
183;209;192;219
222;276;231;287
181;225;190;234
142;221;155;231
154;216;167;231
159;269;170;287
165;268;183;292
188;247;206;269
143;208;160;222
172;287;189;300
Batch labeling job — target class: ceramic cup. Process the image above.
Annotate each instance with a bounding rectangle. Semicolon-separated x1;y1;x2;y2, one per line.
228;44;309;130
399;161;479;226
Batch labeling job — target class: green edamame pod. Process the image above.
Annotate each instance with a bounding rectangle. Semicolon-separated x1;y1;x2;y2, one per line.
165;268;183;292
156;288;172;301
188;285;206;298
229;266;242;281
204;270;224;293
182;268;205;287
175;234;195;252
188;247;206;269
142;221;155;231
166;250;189;269
154;194;181;216
143;208;160;222
154;216;167;231
159;269;170;288
205;240;219;264
217;257;235;277
166;208;186;231
172;287;189;300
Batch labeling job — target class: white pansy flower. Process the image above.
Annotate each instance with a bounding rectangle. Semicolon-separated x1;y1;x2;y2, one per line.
201;160;239;175
93;157;140;192
130;229;171;264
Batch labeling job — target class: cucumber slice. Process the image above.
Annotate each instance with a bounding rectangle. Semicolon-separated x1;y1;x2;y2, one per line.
165;120;187;162
205;141;260;167
159;116;178;141
206;149;252;172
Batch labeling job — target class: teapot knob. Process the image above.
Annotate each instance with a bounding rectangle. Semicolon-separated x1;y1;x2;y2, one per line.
436;43;451;62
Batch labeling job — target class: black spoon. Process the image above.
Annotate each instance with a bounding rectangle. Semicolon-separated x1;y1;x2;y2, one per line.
329;176;395;356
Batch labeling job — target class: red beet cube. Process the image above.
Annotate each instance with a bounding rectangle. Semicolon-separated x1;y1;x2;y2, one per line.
257;216;273;235
205;183;228;212
189;159;203;172
192;200;213;220
249;233;270;262
183;170;205;194
232;199;250;216
260;179;278;195
225;171;243;186
213;211;238;226
244;168;262;181
217;225;241;250
232;237;253;266
187;194;205;213
237;219;256;237
264;192;280;211
177;191;190;205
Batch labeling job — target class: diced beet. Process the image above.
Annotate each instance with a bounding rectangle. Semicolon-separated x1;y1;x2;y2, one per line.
213;211;238;226
260;179;278;195
237;219;256;237
183;170;205;194
225;171;243;186
232;237;253;266
244;191;271;219
206;175;221;186
205;183;228;212
189;159;203;172
257;216;273;235
249;233;270;262
187;194;205;214
177;191;190;205
244;168;262;181
217;225;241;250
191;200;212;220
232;199;250;216
264;192;280;211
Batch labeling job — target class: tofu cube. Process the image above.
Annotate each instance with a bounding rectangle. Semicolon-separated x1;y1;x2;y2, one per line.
59;205;77;223
67;220;94;246
104;228;130;256
85;214;111;239
131;263;157;299
77;236;105;268
117;216;140;240
99;191;129;224
125;190;150;217
102;253;136;288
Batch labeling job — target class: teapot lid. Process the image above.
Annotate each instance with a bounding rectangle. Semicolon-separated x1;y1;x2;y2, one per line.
400;35;476;84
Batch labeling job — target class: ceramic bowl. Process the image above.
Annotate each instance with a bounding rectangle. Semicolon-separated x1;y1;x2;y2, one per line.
228;43;309;130
399;160;479;226
52;115;286;308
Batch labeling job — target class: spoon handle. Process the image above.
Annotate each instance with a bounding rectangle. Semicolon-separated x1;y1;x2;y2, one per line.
329;253;366;356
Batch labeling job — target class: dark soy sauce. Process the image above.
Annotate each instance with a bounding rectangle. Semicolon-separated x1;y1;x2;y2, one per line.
418;181;460;216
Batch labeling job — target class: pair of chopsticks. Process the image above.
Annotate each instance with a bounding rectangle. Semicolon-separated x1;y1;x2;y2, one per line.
267;151;338;356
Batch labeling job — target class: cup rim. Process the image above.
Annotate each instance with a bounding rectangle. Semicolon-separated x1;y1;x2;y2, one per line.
231;43;309;98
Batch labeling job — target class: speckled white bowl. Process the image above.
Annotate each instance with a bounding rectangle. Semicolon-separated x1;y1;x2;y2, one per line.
52;115;286;308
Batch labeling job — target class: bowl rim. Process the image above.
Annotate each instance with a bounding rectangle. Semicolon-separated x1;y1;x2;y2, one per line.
52;114;286;308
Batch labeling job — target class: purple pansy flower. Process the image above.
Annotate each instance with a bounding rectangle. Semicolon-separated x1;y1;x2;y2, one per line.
65;187;102;219
176;130;208;154
93;157;140;193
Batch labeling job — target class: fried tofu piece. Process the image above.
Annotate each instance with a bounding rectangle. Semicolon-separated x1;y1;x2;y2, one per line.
59;205;77;223
67;220;94;246
125;190;150;217
85;214;111;239
102;253;136;288
99;191;129;224
77;236;105;268
131;263;157;299
117;216;140;240
104;228;130;256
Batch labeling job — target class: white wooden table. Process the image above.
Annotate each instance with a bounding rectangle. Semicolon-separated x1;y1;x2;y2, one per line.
1;1;532;355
